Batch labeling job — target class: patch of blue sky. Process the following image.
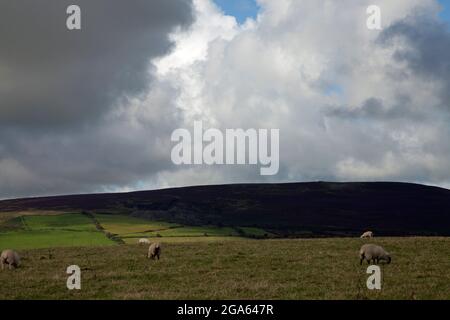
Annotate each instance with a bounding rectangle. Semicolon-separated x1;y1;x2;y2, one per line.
213;0;260;24
325;84;344;97
438;0;450;24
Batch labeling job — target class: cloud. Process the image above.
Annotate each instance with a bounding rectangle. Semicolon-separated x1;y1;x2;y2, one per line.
0;0;193;129
379;12;450;111
0;0;194;198
153;0;450;188
2;0;450;199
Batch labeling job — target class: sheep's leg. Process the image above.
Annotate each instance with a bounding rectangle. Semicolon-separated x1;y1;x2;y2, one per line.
1;261;3;270
360;258;363;265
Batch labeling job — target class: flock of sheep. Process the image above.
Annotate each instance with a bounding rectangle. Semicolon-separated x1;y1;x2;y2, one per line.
0;239;161;270
139;232;392;266
0;231;390;270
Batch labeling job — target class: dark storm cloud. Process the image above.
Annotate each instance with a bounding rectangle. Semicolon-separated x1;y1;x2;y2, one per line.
329;98;391;119
0;0;193;129
0;77;185;199
0;0;193;199
379;13;450;111
329;13;450;123
327;96;427;122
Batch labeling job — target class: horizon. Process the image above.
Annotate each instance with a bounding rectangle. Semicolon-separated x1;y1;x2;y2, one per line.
1;180;449;202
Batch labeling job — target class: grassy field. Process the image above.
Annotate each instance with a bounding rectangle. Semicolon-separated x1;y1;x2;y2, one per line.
0;237;449;300
129;226;239;237
94;214;180;235
0;213;271;249
92;213;270;244
0;214;114;250
1;212;449;300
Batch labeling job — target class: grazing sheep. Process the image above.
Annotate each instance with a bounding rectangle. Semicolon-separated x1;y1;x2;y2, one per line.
138;238;150;245
148;242;161;260
1;250;21;270
360;231;374;239
359;244;391;265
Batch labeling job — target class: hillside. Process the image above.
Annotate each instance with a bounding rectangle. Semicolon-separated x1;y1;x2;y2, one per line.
1;182;450;237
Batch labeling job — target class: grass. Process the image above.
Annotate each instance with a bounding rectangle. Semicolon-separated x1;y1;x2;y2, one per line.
93;213;269;242
121;236;249;244
24;214;98;232
0;211;68;225
237;227;272;237
0;230;114;251
128;226;239;237
0;213;271;250
1;213;448;299
94;214;180;235
0;212;268;249
0;237;449;299
0;214;114;250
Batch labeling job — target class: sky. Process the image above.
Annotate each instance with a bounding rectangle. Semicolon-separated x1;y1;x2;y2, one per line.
213;0;259;24
439;0;450;22
213;0;450;25
2;0;450;199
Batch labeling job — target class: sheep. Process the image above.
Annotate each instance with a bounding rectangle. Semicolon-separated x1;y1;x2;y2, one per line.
360;231;374;239
359;244;391;265
138;238;150;245
148;242;161;260
1;250;21;270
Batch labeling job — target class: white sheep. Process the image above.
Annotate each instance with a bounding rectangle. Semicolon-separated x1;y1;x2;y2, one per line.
138;238;150;245
1;249;21;270
360;231;374;239
359;244;391;265
148;242;161;260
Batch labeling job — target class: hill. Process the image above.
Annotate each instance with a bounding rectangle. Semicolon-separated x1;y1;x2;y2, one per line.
1;182;450;237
